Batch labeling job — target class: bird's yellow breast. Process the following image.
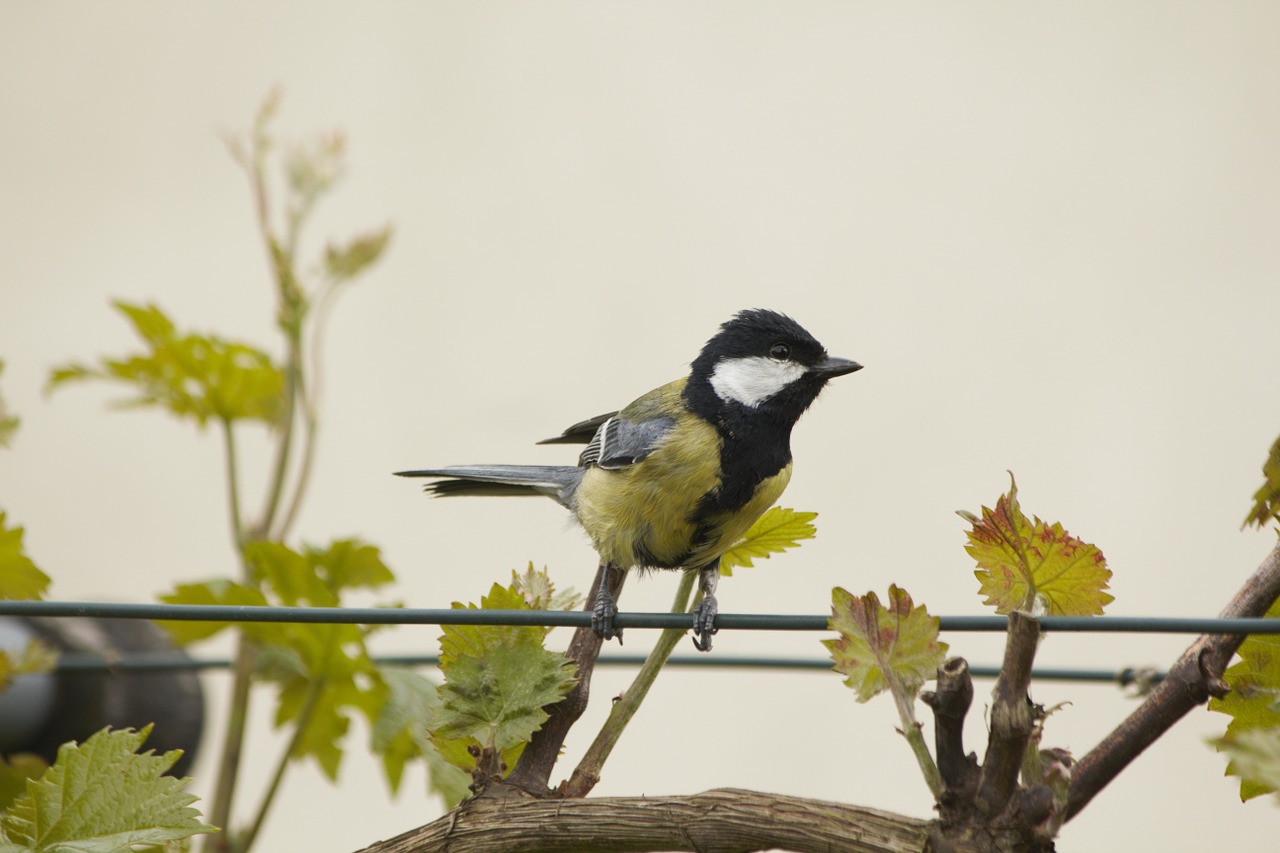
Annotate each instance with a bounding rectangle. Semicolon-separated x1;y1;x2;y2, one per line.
573;382;793;570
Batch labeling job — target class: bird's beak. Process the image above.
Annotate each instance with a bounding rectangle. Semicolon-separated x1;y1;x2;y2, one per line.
810;356;863;378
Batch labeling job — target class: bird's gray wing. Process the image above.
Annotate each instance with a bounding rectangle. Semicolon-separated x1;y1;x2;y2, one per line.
577;414;676;470
536;412;618;445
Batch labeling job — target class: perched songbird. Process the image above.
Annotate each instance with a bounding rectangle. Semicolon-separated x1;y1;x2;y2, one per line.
397;309;861;651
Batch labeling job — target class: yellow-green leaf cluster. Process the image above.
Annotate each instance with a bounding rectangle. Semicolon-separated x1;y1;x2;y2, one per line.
0;726;213;852
1210;598;1280;800
960;475;1113;616
0;514;49;602
158;538;396;780
47;301;285;428
1244;433;1280;530
720;506;818;576
823;585;948;703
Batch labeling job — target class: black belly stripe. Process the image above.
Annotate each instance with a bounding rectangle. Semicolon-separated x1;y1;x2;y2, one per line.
690;405;793;525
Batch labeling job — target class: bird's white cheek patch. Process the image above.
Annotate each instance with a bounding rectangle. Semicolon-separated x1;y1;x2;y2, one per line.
709;356;807;407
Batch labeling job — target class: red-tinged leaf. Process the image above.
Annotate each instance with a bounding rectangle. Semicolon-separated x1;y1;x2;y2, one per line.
822;585;948;703
959;474;1113;616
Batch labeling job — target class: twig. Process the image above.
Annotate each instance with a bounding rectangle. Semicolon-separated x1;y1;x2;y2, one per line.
922;657;978;798
561;571;696;797
885;668;943;798
220;419;246;548
240;672;329;851
205;638;257;853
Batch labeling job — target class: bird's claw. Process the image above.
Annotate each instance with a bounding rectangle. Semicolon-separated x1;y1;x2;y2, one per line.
691;595;718;652
592;587;623;644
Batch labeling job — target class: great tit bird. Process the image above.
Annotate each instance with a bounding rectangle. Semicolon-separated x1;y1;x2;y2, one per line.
396;309;860;651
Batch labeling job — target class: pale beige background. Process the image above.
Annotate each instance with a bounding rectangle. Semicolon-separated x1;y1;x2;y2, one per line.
3;3;1279;851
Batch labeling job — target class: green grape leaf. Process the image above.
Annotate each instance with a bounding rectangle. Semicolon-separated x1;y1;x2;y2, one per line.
438;584;548;669
0;726;213;852
0;641;58;692
822;585;948;703
431;643;575;757
0;513;50;601
1210;598;1280;799
959;474;1113;616
47;301;284;428
429;577;576;779
370;667;470;806
0;360;18;449
1213;728;1280;804
157;579;270;645
324;226;393;282
1244;433;1280;530
720;506;818;576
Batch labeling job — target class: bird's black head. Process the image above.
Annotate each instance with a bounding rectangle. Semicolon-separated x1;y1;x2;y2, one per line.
686;309;861;424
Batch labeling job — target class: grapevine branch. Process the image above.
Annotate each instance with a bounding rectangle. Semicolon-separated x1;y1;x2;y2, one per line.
1065;538;1280;819
353;788;933;853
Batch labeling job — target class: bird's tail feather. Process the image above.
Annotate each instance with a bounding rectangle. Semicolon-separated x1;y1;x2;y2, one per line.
395;465;582;504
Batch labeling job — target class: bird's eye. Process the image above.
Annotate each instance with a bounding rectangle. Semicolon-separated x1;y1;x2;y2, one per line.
768;343;791;360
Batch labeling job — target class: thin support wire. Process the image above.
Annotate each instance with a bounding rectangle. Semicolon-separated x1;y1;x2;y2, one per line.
1;600;1277;634
45;651;1167;686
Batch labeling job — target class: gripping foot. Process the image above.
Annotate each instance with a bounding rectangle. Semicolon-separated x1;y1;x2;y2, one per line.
591;568;623;644
691;593;718;652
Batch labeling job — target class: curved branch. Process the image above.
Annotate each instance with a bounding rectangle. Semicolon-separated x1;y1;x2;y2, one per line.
352;788;933;853
1066;538;1280;820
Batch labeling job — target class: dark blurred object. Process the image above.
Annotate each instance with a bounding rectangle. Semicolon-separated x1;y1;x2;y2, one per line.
0;616;204;776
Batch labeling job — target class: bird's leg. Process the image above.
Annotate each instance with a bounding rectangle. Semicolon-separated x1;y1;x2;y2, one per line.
691;560;720;652
591;562;625;643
